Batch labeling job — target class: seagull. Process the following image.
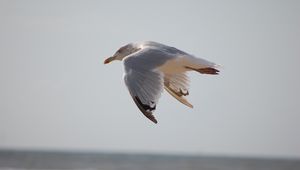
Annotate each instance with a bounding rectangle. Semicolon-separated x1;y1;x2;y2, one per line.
104;41;219;124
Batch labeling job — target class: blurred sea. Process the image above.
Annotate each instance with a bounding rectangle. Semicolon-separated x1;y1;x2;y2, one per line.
0;150;299;170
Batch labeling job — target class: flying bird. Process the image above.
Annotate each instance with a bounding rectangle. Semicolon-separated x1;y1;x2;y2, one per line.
104;41;219;124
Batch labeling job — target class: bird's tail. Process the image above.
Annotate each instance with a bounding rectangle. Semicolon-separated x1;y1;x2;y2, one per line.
185;66;219;75
184;55;220;75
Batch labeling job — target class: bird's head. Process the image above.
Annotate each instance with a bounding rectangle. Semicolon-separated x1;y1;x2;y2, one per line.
104;43;141;64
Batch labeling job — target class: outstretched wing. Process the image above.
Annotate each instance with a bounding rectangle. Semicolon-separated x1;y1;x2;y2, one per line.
122;48;174;123
164;73;193;108
124;62;164;124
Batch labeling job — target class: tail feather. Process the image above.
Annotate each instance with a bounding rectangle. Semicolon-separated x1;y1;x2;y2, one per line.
185;66;219;75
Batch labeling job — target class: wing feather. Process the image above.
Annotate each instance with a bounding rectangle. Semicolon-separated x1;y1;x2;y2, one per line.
124;63;164;124
164;73;193;108
122;48;174;123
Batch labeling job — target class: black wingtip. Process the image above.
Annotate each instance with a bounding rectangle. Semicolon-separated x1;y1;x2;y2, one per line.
143;108;158;124
149;116;158;124
133;96;158;124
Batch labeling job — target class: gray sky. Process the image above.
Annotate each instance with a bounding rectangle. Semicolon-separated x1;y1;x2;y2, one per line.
0;0;300;158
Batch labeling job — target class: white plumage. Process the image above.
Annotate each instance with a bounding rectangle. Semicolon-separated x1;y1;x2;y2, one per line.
104;41;219;124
